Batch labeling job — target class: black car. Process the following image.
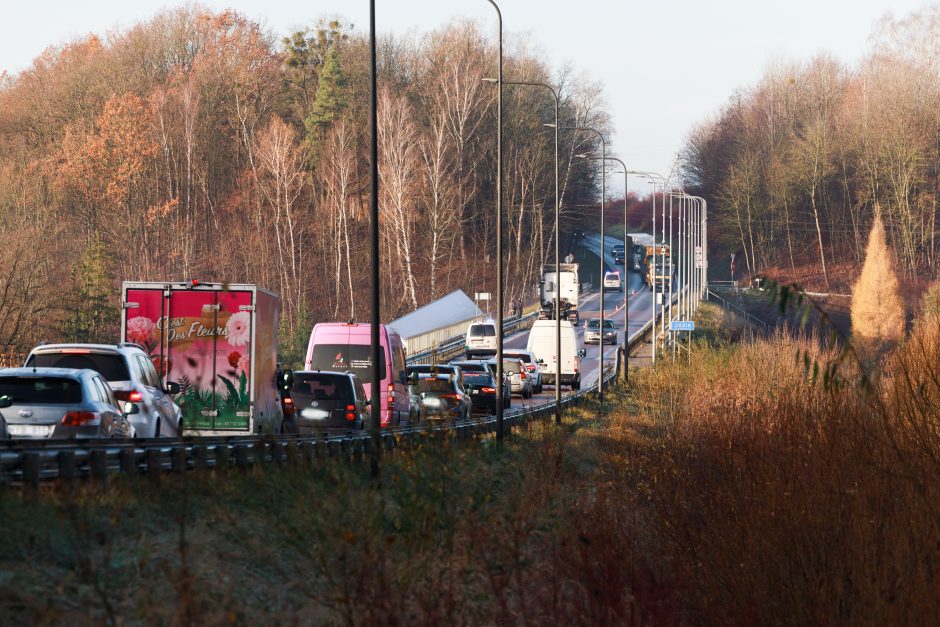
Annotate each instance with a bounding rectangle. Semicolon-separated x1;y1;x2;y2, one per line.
450;360;511;408
406;364;464;388
288;371;369;434
612;243;625;265
461;371;500;415
415;374;471;422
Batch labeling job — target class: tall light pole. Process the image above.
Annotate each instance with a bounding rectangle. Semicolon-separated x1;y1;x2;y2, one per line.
482;0;505;441
576;154;629;382
486;78;562;423
626;171;666;365
368;0;381;478
563;126;606;401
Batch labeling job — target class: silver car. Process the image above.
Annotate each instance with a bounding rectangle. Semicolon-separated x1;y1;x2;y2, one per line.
585;319;617;345
487;357;533;399
25;343;181;438
503;350;543;395
0;368;134;439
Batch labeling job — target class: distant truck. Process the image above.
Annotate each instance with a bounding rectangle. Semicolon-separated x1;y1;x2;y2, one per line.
121;281;285;435
643;245;672;291
541;263;580;326
626;233;654;273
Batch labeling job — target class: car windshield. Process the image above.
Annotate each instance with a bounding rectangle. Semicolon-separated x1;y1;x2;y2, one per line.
469;325;496;338
291;373;353;403
27;352;130;381
504;353;532;364
418;379;454;394
462;372;493;386
502;360;523;374
453;362;485;372
309;344;386;384
587;320;600;328
605;273;619;280
0;376;83;404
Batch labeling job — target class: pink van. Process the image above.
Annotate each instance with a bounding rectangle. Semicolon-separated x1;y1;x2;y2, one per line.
304;323;410;427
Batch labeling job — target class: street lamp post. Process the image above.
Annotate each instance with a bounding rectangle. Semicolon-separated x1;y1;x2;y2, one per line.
487;78;562;423
368;0;381;478
482;0;505;442
625;171;666;365
563;126;606;401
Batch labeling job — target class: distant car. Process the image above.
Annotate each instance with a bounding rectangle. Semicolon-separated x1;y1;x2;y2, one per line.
585;318;618;345
450;360;511;408
0;368;134;439
603;271;623;292
288;371;369;434
0;405;8;439
407;379;427;425
461;370;500;415
486;357;532;399
612;244;625;265
415;374;471;422
465;321;498;358
25;343;181;438
503;350;543;394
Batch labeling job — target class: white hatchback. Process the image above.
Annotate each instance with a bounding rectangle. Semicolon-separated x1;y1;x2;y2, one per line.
603;271;622;292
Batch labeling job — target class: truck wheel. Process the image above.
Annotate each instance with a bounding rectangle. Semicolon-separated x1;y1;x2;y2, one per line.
154;417;161;438
573;379;581;391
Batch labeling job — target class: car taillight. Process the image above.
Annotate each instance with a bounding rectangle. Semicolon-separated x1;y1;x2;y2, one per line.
114;390;143;402
345;404;356;421
526;364;536;372
482;387;496;393
62;411;99;426
441;393;460;401
129;391;143;402
282;396;295;416
520;371;526;380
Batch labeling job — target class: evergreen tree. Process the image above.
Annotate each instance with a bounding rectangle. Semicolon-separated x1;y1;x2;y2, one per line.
851;206;905;358
305;47;347;135
62;237;118;343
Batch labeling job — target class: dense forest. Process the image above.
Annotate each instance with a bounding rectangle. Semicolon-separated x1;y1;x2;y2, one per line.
0;8;611;362
682;6;940;291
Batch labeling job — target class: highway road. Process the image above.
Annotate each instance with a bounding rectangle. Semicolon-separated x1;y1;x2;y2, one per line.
496;233;655;409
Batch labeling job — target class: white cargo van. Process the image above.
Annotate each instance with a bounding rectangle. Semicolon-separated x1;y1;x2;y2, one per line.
526;320;584;390
465;321;498;358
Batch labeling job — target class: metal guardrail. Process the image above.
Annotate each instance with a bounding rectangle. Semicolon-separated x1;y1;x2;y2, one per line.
706;288;770;331
2;306;631;485
405;311;539;365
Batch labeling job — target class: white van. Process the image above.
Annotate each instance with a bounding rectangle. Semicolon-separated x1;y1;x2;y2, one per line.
526;320;584;390
465;320;498;358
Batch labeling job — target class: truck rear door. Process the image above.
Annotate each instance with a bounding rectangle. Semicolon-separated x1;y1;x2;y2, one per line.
124;286;253;432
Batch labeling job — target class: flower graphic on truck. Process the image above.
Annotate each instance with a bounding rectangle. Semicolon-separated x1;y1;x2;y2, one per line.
225;311;250;346
126;316;156;350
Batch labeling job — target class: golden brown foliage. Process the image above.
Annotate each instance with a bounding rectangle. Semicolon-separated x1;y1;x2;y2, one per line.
851;207;905;356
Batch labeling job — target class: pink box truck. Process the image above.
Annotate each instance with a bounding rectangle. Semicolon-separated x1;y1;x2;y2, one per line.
304;322;410;427
121;281;285;435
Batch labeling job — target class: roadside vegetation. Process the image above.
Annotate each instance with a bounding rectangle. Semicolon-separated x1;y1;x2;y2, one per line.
4;289;940;623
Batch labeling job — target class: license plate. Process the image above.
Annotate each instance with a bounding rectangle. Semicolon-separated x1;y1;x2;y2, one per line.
8;424;54;437
472;390;479;395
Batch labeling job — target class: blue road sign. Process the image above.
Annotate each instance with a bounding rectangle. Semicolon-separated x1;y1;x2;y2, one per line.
671;320;695;331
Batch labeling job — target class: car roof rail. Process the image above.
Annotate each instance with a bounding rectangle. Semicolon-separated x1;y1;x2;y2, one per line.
118;341;147;351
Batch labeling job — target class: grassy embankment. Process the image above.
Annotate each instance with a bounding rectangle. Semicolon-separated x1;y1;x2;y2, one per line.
3;299;940;624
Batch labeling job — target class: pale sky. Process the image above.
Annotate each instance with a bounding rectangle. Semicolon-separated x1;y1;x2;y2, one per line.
1;0;934;194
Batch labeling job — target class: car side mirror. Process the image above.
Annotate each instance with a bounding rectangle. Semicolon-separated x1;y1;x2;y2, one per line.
364;399;371;407
123;401;141;415
578;349;587;358
164;381;181;395
0;395;11;409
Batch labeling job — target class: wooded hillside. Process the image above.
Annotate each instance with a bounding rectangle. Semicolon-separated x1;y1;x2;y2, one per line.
682;7;940;291
0;8;611;362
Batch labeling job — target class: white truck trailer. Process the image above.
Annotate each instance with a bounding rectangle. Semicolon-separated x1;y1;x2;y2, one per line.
541;263;581;326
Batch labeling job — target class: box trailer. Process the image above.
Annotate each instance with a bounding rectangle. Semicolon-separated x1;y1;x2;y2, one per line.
120;281;284;435
541;263;581;325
